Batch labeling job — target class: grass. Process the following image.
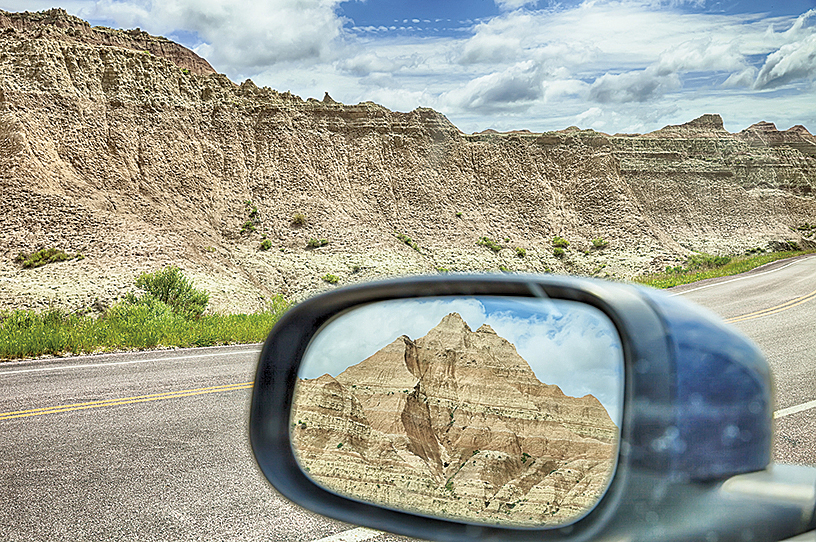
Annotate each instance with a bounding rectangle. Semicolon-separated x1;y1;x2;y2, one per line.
15;248;82;268
396;233;420;252
0;296;290;360
322;274;340;284
634;249;816;289
592;238;609;249
552;236;570;248
306;238;328;248
477;236;502;252
0;267;291;360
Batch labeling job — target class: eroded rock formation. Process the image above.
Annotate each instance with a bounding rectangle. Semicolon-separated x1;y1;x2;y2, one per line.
292;313;617;525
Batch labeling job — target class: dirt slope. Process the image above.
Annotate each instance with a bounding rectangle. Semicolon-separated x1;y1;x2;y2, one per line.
1;10;815;313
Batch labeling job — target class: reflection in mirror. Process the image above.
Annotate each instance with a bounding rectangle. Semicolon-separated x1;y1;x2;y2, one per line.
291;296;623;527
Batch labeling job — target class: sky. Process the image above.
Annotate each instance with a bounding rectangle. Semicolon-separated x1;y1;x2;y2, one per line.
300;296;625;422
3;1;815;134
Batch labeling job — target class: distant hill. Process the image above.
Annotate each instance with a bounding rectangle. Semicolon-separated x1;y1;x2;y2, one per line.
1;9;815;313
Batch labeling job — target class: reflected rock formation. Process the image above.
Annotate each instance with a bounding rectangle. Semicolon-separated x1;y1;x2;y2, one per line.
292;313;618;526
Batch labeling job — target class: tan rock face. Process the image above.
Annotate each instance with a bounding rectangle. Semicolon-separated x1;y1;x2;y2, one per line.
292;313;618;526
0;8;215;75
1;10;815;314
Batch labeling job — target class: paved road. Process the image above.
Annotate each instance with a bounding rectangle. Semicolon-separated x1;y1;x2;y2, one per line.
671;254;816;466
1;257;814;540
0;346;413;541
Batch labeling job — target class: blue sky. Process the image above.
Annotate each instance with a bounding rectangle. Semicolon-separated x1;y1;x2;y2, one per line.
3;1;815;134
300;296;625;422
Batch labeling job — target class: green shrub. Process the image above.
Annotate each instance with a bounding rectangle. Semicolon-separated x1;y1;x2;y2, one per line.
437;267;449;273
292;213;307;226
592;238;608;249
259;239;273;251
134;266;209;319
477;236;502;252
553;247;565;257
240;220;256;234
322;274;339;284
16;248;76;268
396;233;420;252
499;265;510;272
552;236;570;248
455;211;463;218
514;247;526;258
307;238;328;248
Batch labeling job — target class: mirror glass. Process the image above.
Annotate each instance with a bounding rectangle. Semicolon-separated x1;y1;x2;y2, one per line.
291;296;623;527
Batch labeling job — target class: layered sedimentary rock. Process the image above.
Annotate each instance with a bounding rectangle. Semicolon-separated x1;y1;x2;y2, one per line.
1;10;815;313
292;313;617;525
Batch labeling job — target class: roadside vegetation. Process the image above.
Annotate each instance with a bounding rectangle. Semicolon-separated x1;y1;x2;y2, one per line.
634;249;816;289
15;248;84;268
0;267;290;360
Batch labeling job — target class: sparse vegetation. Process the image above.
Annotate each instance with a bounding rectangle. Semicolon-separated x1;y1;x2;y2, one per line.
203;246;216;253
292;212;307;226
499;265;510;273
477;236;502;252
552;236;570;248
636;249;816;289
240;200;260;234
307;238;328;248
396;233;420;252
259;239;273;251
437;267;449;273
15;248;79;269
592;237;609;249
514;247;526;258
322;274;339;284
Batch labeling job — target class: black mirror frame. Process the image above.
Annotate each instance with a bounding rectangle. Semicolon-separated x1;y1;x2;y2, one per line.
250;274;677;542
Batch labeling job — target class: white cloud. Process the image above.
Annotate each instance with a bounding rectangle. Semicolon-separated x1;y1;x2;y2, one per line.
443;60;544;112
494;0;538;11
87;0;346;75
336;51;420;76
589;67;681;103
754;33;816;90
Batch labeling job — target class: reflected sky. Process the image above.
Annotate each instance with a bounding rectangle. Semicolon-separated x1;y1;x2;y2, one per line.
300;296;624;423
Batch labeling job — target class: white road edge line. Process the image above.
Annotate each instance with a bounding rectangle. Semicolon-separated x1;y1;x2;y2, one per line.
310;527;382;542
669;259;805;296
774;399;816;419
0;349;262;376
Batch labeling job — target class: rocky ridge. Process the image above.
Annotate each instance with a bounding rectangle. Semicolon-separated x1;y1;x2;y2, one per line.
292;313;617;525
1;9;815;314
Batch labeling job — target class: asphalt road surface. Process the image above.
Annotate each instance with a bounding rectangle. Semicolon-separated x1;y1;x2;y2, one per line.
2;256;814;541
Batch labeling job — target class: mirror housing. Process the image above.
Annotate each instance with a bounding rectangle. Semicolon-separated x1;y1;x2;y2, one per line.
250;275;807;542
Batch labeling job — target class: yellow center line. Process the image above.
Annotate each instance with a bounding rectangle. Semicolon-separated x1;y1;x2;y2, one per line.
725;288;816;324
0;382;254;420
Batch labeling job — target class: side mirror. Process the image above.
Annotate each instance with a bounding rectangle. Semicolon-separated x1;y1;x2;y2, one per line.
250;275;816;542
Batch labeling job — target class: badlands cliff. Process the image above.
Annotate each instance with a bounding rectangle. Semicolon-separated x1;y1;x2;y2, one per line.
292;313;617;525
1;9;815;313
